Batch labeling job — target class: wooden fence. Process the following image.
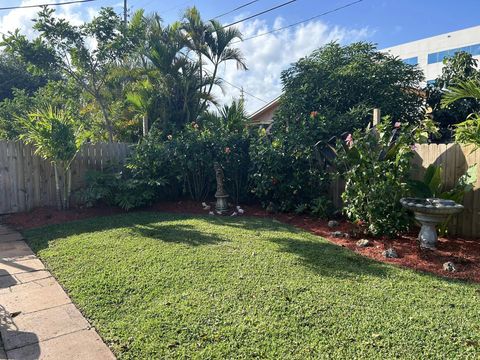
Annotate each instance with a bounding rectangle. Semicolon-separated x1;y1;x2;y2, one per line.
0;141;130;214
411;143;480;238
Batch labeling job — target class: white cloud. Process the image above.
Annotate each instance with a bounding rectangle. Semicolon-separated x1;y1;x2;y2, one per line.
0;0;97;38
213;17;374;113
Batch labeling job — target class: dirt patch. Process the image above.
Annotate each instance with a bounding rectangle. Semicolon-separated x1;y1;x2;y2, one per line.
3;200;479;283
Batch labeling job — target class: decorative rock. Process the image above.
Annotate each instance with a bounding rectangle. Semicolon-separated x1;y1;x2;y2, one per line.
330;231;344;238
327;220;340;228
208;211;215;216
443;261;457;272
382;248;398;258
356;239;370;248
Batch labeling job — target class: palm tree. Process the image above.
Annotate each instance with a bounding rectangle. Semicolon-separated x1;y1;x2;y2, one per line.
203;20;247;103
442;80;480;149
18;107;84;210
182;8;247;111
126;79;155;136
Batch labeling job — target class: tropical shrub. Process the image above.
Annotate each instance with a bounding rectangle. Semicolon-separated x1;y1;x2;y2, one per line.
427;52;480;142
249;112;330;214
441;79;480;149
19;106;85;210
336;118;438;237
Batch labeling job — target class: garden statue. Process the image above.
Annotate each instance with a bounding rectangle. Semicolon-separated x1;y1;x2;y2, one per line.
400;198;464;250
214;162;229;214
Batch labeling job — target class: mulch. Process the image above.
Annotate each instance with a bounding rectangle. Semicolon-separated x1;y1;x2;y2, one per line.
3;200;479;283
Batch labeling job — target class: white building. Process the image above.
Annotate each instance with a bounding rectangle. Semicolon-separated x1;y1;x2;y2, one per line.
383;25;480;84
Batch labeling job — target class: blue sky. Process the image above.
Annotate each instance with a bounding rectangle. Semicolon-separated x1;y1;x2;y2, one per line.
3;0;480;111
123;0;479;48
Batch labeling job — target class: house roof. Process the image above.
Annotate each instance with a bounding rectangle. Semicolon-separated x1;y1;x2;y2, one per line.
249;96;281;124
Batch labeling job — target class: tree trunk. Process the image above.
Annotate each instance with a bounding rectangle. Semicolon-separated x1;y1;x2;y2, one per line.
65;166;72;210
53;163;62;211
142;114;148;136
97;95;114;142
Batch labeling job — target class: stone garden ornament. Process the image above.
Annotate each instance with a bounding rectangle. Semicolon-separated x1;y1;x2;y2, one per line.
214;162;229;214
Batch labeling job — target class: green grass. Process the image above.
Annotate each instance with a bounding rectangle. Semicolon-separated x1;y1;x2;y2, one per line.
24;212;480;359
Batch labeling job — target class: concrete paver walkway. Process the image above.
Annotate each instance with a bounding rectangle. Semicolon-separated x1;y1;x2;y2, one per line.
0;224;115;359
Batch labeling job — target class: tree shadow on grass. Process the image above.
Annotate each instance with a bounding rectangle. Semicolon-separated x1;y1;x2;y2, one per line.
269;237;391;279
24;212;388;279
128;223;227;246
26;212;230;253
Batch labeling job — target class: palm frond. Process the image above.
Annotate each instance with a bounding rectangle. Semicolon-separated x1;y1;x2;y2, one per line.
441;79;480;108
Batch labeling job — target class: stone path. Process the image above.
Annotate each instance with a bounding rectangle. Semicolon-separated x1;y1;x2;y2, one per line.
0;224;115;360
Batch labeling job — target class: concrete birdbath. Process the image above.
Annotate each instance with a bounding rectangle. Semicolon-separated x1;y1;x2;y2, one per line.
400;197;464;250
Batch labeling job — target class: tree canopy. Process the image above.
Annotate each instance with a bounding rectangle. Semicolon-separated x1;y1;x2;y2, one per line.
275;42;425;139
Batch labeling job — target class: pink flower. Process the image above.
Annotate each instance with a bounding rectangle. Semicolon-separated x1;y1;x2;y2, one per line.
167;134;173;140
394;122;401;129
225;147;231;154
310;111;318;118
410;144;417;151
345;133;354;148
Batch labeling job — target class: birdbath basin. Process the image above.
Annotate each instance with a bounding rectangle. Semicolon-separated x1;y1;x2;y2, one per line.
400;197;464;250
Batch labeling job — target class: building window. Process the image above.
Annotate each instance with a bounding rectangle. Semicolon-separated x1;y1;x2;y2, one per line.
427;43;480;64
403;56;418;65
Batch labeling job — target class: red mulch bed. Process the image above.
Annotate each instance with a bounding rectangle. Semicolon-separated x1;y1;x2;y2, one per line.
2;201;479;283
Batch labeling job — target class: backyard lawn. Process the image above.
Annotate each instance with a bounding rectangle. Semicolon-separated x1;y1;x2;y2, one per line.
24;212;480;359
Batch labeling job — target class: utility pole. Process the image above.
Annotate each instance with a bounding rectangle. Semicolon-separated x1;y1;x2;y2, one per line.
123;0;127;26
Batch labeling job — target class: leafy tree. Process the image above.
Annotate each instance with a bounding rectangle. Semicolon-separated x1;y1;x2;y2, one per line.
276;42;425;139
2;7;142;141
426;52;480;142
0;52;53;101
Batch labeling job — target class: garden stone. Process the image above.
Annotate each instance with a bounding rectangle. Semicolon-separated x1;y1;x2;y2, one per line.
382;248;398;258
356;239;370;248
443;261;457;272
330;231;344;238
327;220;339;228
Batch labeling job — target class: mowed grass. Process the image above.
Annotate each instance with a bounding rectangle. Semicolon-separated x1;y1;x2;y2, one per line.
24;212;480;359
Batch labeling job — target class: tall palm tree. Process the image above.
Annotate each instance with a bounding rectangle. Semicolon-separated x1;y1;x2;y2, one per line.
182;8;247;111
203;20;247;103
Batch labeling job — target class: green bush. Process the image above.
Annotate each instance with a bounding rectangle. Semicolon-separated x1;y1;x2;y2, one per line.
78;165;165;211
249;113;330;213
336;118;438;237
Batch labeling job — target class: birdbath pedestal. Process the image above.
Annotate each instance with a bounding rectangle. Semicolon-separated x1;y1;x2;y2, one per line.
400;198;464;250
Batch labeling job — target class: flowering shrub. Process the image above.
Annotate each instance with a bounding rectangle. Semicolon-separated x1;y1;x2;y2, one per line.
336;118;438;237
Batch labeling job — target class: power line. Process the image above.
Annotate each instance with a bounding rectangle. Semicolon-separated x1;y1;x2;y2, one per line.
0;0;97;11
221;0;297;29
184;53;267;103
232;0;364;43
212;0;260;20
